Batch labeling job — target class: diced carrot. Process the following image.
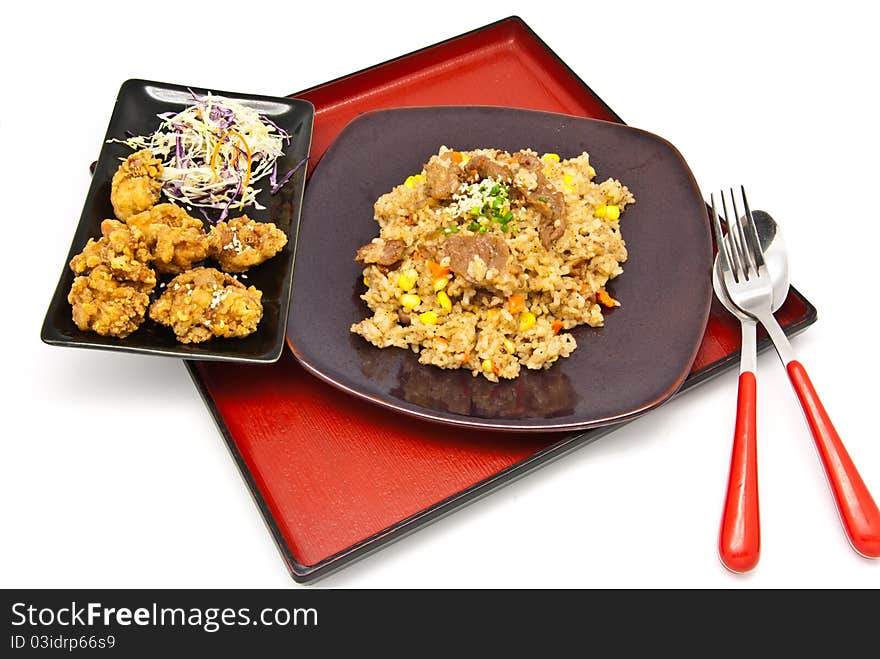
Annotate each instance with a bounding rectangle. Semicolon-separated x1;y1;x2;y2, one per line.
507;157;517;164
462;352;471;364
597;287;620;307
579;281;589;294
508;295;525;314
436;337;449;345
451;151;463;163
428;260;451;279
551;321;564;335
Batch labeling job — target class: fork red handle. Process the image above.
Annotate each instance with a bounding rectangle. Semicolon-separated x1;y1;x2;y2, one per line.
787;360;880;557
719;371;760;572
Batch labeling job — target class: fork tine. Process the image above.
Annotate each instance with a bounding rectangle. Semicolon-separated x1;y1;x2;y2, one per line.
740;186;766;270
710;193;735;280
719;190;743;281
729;188;755;277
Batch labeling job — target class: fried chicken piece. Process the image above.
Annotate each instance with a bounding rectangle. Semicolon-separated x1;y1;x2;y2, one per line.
127;203;211;275
69;219;156;287
208;215;288;273
149;267;263;343
68;265;152;338
111;149;164;221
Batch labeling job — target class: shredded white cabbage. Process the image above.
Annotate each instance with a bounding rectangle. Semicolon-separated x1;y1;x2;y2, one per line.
112;93;290;221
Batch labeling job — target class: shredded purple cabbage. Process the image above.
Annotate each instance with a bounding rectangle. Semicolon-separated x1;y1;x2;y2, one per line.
175;134;183;166
261;115;291;145
270;157;308;194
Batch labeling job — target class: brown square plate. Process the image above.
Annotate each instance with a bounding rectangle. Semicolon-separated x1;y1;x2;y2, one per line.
287;106;713;431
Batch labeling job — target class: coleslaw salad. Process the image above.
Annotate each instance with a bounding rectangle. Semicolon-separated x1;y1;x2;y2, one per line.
113;91;305;222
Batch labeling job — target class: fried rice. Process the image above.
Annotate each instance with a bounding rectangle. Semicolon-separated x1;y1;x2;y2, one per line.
351;146;635;382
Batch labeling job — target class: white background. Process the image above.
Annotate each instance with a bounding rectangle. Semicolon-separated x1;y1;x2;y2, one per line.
3;0;878;588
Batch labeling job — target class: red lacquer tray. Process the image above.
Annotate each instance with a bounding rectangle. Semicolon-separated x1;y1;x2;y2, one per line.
187;16;817;582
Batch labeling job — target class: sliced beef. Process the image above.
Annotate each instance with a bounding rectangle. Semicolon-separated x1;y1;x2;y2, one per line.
505;151;567;248
355;238;406;267
466;154;513;183
424;152;464;200
441;234;509;285
529;184;567;247
513;151;542;172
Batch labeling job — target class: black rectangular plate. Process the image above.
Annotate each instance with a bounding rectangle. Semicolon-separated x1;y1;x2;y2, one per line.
42;79;314;363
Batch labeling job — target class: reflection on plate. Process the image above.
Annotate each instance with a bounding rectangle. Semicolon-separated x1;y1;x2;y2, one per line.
288;106;712;431
41;79;314;363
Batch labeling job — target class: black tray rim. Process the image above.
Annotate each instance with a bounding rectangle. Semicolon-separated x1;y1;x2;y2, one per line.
185;15;818;583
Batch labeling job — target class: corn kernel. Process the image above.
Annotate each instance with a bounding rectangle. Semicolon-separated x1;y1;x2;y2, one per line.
397;268;418;291
587;165;596;178
486;308;500;320
400;293;421;310
503;339;516;354
605;204;620;220
594;205;607;218
563;174;573;185
418;311;438;325
481;358;494;373
541;153;560;163
362;275;369;286
436;291;452;311
403;174;424;189
518;311;536;332
433;276;449;291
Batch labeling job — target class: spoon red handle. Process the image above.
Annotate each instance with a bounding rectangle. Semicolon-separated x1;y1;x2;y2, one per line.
719;371;761;572
787;360;880;557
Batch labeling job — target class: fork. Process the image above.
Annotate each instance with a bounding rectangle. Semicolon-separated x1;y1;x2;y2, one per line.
709;192;760;572
713;187;880;559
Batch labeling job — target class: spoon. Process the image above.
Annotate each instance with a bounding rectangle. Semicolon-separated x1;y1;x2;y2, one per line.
713;210;783;573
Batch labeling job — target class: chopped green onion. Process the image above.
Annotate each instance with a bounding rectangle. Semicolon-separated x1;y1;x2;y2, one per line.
468;221;480;232
478;225;489;234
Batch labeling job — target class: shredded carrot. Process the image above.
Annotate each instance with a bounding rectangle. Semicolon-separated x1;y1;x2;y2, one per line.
551;321;564;335
209;130;253;190
451;151;463;163
428;260;451;279
597;287;620;307
508;295;525;314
